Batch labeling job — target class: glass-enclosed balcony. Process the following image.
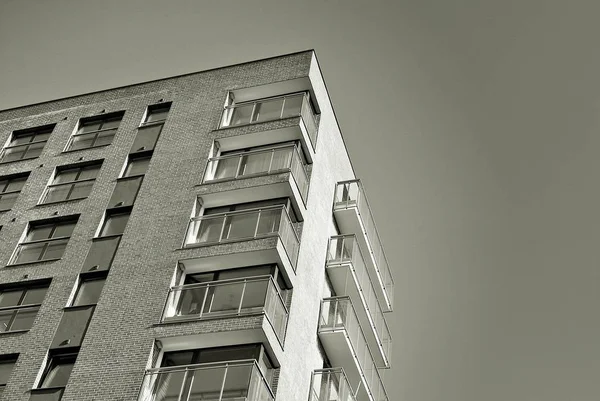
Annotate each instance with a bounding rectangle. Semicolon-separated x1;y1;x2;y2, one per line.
319;297;389;401
327;236;392;367
203;144;309;203
220;92;318;151
333;180;394;311
185;205;300;268
310;368;369;401
139;360;274;401
163;275;289;342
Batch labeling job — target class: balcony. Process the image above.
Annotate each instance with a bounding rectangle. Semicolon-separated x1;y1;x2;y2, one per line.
203;144;309;204
318;297;389;401
139;360;274;401
219;92;319;153
185;205;300;269
333;180;394;311
163;275;288;342
310;368;369;401
327;236;392;368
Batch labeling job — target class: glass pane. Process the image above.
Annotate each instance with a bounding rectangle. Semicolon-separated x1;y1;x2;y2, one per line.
14;242;45;264
94;129;116;146
222;364;252;399
108;177;142;208
281;95;303;118
5;177;27;192
10;307;38;331
32;132;51;142
254;98;284;122
131;124;162;152
1;146;27;162
256;209;281;235
68;181;93;200
73;279;105;306
22;287;48;305
198;345;260;363
0;310;15;332
230;104;254;126
162;351;195;367
177;287;208;316
79;121;102;134
224;213;258;240
41;361;74;387
240;280;267;310
53;222;76;238
205;282;243;314
42;240;68;260
29;388;64;401
69;133;96;150
187;366;224;401
0;193;18;211
23;142;45;159
152;371;186;401
100;213;130;236
213;157;240;180
240;152;272;176
0;290;23;308
100;118;122;130
81;236;120;272
270;147;293;171
195;216;224;243
10;134;34;145
124;157;150;177
28;225;54;241
77;165;101;180
146;107;170;123
44;185;71;203
0;360;15;384
54;169;79;184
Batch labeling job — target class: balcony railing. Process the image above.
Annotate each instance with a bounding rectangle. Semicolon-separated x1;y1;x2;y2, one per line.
319;297;389;401
204;144;309;202
220;92;318;150
327;235;392;364
163;275;289;341
334;180;394;307
185;205;300;268
310;368;368;401
139;360;274;401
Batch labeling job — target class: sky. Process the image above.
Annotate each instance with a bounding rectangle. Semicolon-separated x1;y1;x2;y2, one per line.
1;0;600;400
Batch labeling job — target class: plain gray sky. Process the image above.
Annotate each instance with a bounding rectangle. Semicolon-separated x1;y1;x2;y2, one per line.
2;1;599;400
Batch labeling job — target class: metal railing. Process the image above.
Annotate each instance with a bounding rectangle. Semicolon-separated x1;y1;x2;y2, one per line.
185;205;300;268
319;297;389;401
334;180;394;307
204;144;309;202
327;235;392;364
310;368;368;401
163;275;289;341
220;92;318;150
139;360;274;401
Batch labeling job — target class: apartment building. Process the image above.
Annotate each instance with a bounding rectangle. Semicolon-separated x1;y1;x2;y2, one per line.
0;50;394;401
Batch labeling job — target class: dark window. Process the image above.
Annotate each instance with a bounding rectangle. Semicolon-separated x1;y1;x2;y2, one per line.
81;236;121;273
162;344;263;367
0;125;53;163
39;353;77;388
72;278;105;306
143;103;171;124
0;355;17;395
67;113;123;151
99;210;130;237
0;283;49;332
123;155;151;177
11;218;78;265
107;176;143;208
0;173;29;211
130;104;171;154
42;162;102;204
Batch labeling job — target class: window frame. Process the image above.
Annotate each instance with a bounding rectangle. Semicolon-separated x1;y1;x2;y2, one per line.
0;172;29;212
40;161;103;205
70;274;106;307
140;102;171;126
0;354;18;395
121;154;151;178
65;112;124;152
9;217;79;266
96;208;131;238
0;125;54;164
38;351;78;390
0;281;49;333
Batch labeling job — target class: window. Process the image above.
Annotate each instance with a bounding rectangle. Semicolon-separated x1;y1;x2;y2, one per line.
0;355;17;396
42;162;102;204
11;218;78;265
221;93;308;128
72;277;105;306
0;172;29;211
122;155;151;177
67;112;123;151
98;210;130;237
39;352;77;388
0;282;49;332
143;103;171;125
130;103;171;154
0;125;53;163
